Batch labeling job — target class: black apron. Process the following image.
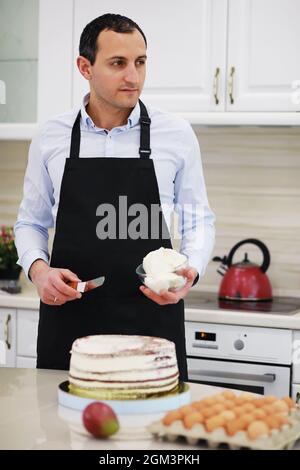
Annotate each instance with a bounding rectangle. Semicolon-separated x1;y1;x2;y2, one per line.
37;100;188;380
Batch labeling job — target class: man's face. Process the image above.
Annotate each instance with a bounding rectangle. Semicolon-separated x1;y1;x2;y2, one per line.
88;28;147;109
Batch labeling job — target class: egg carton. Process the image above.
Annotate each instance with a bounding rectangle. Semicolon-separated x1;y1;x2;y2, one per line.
148;408;300;450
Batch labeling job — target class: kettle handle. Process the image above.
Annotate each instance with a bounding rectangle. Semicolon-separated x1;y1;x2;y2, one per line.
226;238;271;273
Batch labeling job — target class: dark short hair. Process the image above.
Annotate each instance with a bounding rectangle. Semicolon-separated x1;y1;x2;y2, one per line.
79;13;147;65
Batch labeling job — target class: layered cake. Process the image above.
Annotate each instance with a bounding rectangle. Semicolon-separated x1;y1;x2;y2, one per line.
68;335;179;399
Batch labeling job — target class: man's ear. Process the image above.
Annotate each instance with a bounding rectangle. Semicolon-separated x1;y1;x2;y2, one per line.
77;56;92;81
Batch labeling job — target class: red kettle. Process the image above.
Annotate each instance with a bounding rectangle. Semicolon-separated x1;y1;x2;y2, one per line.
213;239;273;301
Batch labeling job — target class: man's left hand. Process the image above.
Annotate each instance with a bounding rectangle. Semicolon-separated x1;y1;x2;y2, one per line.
139;267;198;305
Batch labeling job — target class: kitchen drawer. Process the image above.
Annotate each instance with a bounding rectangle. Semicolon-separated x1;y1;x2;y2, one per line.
17;309;38;357
16;356;36;368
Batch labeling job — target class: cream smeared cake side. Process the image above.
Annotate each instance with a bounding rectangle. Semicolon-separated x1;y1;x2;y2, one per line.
68;335;179;399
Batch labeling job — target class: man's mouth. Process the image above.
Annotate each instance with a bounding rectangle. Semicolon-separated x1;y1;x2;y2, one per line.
120;89;138;93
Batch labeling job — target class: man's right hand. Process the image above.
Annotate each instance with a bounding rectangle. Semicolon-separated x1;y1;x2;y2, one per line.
29;259;82;306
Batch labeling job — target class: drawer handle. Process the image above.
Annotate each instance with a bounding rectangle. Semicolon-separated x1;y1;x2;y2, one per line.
188;369;276;383
4;314;11;350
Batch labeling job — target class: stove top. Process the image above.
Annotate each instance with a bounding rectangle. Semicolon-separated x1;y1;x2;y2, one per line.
185;292;300;315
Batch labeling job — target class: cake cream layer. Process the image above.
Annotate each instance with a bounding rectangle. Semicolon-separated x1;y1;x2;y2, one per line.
70;351;177;374
68;382;179;400
71;335;177;357
69;365;178;383
69;372;179;390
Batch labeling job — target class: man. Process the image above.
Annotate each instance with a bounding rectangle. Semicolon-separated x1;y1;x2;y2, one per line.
14;14;215;380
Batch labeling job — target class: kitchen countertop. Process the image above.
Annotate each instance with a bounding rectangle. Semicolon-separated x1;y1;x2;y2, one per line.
0;368;240;450
184;292;300;329
2;280;300;329
0;275;40;309
2;368;300;451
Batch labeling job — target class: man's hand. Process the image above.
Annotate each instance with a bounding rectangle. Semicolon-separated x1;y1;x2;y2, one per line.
29;259;82;306
139;267;198;306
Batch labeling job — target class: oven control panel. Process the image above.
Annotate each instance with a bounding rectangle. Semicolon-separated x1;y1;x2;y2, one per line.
185;322;292;364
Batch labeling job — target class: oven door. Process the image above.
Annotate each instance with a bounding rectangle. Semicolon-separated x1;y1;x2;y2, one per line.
187;357;291;396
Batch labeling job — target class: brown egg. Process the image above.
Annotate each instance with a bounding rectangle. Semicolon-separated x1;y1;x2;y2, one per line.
206;415;225;432
252;409;267;420
234;396;246;406
282;396;295;409
240;413;255;426
264;395;277;404
225;417;248;436
183;411;204;429
178;405;196;417
222;390;236;400
223;400;236;410
211;403;226;414
253;398;266;408
214;393;227;403
264;415;283;430
163;410;182;426
232;406;245;417
202;397;217;406
220;410;236;422
262;404;276;415
192;401;207;411
241;403;256;413
239;392;255;402
274;413;290;426
247;420;270;440
272;400;289;413
201;406;217;419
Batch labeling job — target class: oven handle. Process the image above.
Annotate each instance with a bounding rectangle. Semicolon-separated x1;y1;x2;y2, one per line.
189;370;276;383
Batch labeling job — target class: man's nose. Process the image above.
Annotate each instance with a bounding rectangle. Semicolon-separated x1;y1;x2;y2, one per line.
124;64;139;84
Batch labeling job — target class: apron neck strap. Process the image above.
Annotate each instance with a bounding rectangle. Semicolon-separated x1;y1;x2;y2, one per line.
69;110;81;159
138;99;151;159
69;100;152;160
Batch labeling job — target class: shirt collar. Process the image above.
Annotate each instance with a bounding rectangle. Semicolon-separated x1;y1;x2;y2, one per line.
80;93;141;131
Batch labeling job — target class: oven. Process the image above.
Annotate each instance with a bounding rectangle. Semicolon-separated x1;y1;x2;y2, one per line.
185;322;292;397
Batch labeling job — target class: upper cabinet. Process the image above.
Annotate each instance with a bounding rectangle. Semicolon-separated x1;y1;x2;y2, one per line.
72;0;300;115
0;0;39;123
227;0;300;112
1;0;300;137
72;0;228;113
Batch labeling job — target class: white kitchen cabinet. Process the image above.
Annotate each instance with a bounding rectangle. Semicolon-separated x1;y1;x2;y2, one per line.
32;0;300;129
72;0;228;113
17;309;38;362
0;0;39;123
0;308;39;368
227;0;300;111
72;0;300;114
37;0;74;122
16;356;36;368
0;308;16;367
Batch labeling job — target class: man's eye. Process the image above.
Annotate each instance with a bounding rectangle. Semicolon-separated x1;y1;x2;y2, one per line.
112;61;123;66
137;60;145;65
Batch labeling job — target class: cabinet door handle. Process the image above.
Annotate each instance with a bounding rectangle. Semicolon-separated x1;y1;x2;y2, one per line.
213;67;220;105
4;314;11;350
228;66;235;104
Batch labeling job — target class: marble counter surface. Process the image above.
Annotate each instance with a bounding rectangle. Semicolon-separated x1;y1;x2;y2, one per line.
0;367;230;450
0;274;39;309
1;368;300;451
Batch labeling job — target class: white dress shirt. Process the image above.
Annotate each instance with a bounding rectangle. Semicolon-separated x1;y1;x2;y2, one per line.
14;94;215;280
